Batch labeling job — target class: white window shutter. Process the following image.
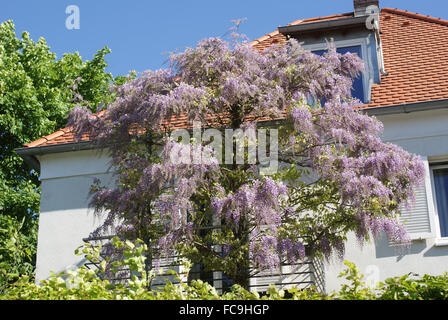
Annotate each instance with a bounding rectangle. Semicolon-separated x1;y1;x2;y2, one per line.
398;158;436;240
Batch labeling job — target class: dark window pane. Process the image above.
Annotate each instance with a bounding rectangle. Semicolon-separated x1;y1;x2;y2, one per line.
433;168;448;237
312;49;327;56
312;46;365;103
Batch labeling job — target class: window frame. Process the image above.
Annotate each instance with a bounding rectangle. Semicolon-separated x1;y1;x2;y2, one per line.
398;156;437;241
429;162;448;246
303;38;373;104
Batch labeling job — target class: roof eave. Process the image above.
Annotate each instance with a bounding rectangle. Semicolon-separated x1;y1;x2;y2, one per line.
15;140;95;172
362;99;448;116
278;16;369;35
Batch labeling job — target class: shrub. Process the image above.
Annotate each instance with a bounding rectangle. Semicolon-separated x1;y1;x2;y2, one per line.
0;215;37;294
378;273;448;300
1;238;447;300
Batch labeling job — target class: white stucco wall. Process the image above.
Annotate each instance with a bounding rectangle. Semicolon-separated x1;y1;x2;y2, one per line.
324;107;448;293
35;149;114;281
35;108;448;293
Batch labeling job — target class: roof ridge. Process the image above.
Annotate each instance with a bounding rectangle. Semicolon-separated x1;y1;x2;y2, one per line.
382;8;448;26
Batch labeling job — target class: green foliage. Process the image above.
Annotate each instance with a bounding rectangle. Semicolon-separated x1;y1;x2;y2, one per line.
0;237;325;300
0;237;258;300
0;19;114;219
0;215;37;293
1;237;446;300
0;19;121;280
377;273;448;300
333;260;448;300
335;261;377;300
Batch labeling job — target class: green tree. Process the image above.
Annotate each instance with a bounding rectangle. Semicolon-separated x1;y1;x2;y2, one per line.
0;20;118;285
0;215;37;293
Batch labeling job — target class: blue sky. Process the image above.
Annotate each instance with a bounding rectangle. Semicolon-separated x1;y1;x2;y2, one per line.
1;1;447;77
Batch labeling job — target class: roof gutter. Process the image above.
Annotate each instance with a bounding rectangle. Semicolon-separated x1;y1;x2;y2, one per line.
278;16;368;35
361;99;448;116
15;141;95;172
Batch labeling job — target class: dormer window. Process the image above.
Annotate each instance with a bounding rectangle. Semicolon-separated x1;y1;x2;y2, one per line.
277;1;384;105
312;45;365;103
277;28;381;105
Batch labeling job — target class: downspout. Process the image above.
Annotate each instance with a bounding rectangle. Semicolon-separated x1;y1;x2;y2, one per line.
373;18;388;76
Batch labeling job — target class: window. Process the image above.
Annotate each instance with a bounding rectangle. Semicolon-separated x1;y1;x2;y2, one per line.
312;45;365;103
431;164;448;240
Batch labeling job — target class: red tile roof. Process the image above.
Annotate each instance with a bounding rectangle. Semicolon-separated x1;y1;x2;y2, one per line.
365;8;448;108
24;8;448;149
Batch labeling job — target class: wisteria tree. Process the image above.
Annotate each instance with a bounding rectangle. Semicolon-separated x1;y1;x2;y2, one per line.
68;36;424;288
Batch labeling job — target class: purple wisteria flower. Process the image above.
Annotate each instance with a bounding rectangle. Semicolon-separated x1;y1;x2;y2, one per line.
68;35;424;282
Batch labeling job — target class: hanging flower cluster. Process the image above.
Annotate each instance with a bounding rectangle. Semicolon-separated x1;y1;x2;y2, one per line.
68;36;424;281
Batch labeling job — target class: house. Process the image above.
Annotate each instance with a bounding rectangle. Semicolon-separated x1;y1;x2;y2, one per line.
16;0;448;293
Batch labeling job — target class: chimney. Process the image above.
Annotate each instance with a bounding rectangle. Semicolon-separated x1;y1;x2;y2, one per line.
354;0;379;17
